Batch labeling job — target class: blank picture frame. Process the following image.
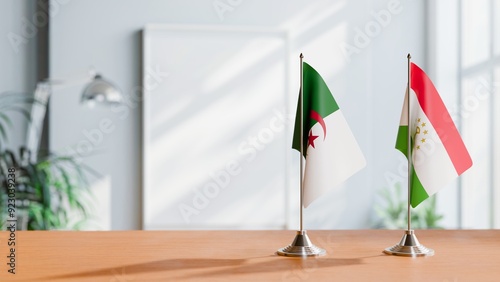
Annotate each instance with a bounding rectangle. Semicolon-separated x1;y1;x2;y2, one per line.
142;24;290;229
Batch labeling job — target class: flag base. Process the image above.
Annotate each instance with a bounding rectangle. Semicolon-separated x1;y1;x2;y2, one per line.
383;230;434;257
277;230;326;257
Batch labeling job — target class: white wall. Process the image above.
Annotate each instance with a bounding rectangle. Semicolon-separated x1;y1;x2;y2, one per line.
49;0;426;230
0;0;38;150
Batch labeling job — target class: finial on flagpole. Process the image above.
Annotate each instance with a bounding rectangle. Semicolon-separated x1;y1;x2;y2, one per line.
300;53;304;59
407;53;411;59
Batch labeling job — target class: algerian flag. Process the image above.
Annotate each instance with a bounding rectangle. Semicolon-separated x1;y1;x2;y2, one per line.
292;62;366;208
396;62;473;208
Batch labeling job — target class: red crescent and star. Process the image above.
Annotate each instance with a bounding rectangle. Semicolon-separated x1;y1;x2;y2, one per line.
307;109;327;148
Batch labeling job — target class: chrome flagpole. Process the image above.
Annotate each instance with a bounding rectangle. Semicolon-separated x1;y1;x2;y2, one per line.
384;54;434;257
300;52;304;233
277;53;325;257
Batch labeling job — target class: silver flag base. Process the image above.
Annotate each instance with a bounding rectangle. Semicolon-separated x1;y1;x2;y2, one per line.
384;230;434;257
277;230;326;257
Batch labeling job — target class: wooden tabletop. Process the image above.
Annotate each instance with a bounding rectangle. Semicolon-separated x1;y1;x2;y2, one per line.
0;230;499;281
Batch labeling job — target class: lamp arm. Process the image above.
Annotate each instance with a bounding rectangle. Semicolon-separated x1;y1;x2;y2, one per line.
25;69;96;161
43;68;96;90
25;82;51;162
25;69;120;160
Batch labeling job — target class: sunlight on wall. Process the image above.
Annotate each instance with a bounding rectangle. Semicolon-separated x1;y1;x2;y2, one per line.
144;27;288;229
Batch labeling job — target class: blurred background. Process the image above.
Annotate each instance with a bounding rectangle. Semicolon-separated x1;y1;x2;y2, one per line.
0;0;498;230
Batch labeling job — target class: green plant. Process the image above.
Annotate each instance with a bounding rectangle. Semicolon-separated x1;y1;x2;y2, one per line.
373;182;444;229
0;148;96;230
0;92;96;230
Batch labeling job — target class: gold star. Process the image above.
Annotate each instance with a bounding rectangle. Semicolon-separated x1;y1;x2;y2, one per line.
424;130;428;135
421;138;426;143
417;145;421;150
421;122;426;127
417;118;421;123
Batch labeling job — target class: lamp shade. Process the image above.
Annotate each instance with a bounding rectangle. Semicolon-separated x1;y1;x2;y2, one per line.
81;74;122;105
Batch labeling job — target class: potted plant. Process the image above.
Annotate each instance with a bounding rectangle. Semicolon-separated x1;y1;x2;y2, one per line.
0;92;95;230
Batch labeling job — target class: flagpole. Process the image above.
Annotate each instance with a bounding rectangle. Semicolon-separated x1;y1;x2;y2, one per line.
383;53;434;257
299;53;304;232
277;53;325;257
406;53;412;232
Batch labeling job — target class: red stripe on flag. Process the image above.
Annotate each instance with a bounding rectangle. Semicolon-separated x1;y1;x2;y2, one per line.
411;63;472;175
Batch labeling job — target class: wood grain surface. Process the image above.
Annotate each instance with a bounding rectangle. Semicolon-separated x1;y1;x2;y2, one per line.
0;230;499;281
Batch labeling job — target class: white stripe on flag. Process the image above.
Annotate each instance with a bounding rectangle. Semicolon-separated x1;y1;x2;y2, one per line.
303;110;366;207
410;89;458;196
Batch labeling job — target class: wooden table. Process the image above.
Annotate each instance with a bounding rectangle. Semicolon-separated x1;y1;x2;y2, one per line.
0;230;499;281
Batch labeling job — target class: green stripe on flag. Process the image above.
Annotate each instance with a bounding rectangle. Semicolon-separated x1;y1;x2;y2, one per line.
292;62;340;155
411;169;429;208
395;125;408;157
396;125;428;207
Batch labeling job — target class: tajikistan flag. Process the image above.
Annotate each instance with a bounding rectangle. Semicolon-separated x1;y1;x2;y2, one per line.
292;62;366;208
396;62;473;208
